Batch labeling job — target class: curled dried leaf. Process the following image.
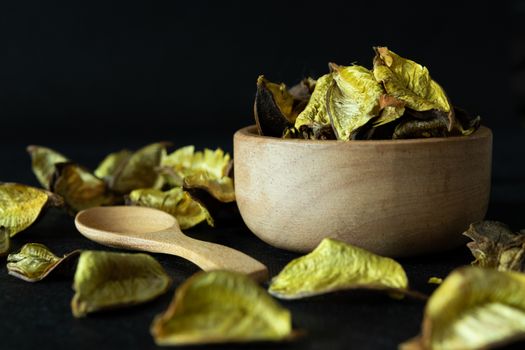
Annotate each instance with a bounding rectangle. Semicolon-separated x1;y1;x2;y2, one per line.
183;173;235;203
268;238;408;299
7;243;80;282
254;76;295;137
94;149;132;180
463;221;525;272
51;163;116;213
294;73;333;129
127;187;213;229
72;251;171;317
326;64;384;140
0;183;60;237
27;145;68;189
162;147;231;181
0;228;10;256
151;270;293;346
401;267;525;350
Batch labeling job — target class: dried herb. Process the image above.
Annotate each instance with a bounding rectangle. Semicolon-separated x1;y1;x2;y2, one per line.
51;163;115;213
0;183;62;236
268;238;408;299
127;187;213;229
464;221;525;272
151;270;293;346
401;267;525;350
7;243;80;282
27;145;68;189
72;251;171;317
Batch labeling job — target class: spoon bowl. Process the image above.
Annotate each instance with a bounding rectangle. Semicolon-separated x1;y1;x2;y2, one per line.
75;206;269;282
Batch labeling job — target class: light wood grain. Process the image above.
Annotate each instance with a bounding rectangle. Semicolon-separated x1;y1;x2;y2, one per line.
234;125;492;257
75;206;268;282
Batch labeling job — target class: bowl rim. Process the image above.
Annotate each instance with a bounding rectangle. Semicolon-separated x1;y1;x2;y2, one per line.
235;125;492;146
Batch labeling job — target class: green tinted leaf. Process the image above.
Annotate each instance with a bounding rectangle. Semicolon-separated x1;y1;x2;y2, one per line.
51;163;115;213
294;73;333;129
7;243;80;282
72;251;171;317
0;183;54;237
161;146;231;182
127;187;213;229
151;270;293;346
269;238;408;299
401;267;525;350
326;64;384;140
27;145;68;189
94;149;132;179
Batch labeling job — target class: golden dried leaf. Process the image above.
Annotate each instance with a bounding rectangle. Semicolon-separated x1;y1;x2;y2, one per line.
463;221;525;272
401;267;525;350
0;183;56;237
162;146;231;181
183;173;235;203
268;238;408;299
71;251;171;318
108;143;168;194
51;163;115;213
94;149;132;180
373;47;453;131
127;187;213;229
27;145;68;189
326;64;384;140
427;277;443;285
0;228;10;256
151;270;293;346
7;243;80;282
373;94;406;127
294;73;333;129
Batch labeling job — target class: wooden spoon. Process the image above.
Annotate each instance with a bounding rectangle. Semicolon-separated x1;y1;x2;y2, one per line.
74;206;268;282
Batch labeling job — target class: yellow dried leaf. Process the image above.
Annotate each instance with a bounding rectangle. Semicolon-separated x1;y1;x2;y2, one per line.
373;47;453;128
294;73;333;129
268;238;408;299
51;163;115;213
162;146;231;181
427;277;443;285
72;251;171;317
27;145;68;189
0;228;10;256
7;243;80;282
326;64;384;140
401;267;525;350
183;173;235;203
94;149;132;180
127;188;213;229
151;270;293;346
0;183;53;237
108;143;168;194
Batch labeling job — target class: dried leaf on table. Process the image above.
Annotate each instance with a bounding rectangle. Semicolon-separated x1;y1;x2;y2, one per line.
183;173;235;203
151;270;294;346
27;145;68;189
162;146;231;182
127;187;213;229
268;238;409;299
463;221;525;272
94;149;132;180
51;163;115;213
7;243;80;282
71;251;171;317
0;183;62;237
401;266;525;350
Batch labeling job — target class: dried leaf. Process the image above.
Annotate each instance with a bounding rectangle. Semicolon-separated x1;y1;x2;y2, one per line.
108;143;168;194
27;145;68;189
326;64;384;140
294;73;333;129
393;116;449;139
0;183;60;237
0;228;10;256
51;163;115;213
373;94;406;127
401;267;525;350
94;149;132;180
463;221;525;272
127;187;213;229
7;243;80;282
268;238;408;299
71;251;171;317
254;76;295;137
427;277;443;285
373;47;454;130
162;147;231;181
183;173;235;203
151;270;293;346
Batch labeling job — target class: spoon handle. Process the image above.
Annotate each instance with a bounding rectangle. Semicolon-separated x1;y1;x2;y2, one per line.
161;231;269;282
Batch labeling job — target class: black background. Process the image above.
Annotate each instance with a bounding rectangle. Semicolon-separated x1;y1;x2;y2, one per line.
2;1;525;350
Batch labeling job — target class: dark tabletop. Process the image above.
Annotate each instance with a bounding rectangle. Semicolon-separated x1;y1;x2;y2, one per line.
2;128;525;350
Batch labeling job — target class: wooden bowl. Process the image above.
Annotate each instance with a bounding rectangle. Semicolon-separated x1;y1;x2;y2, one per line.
233;125;492;257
